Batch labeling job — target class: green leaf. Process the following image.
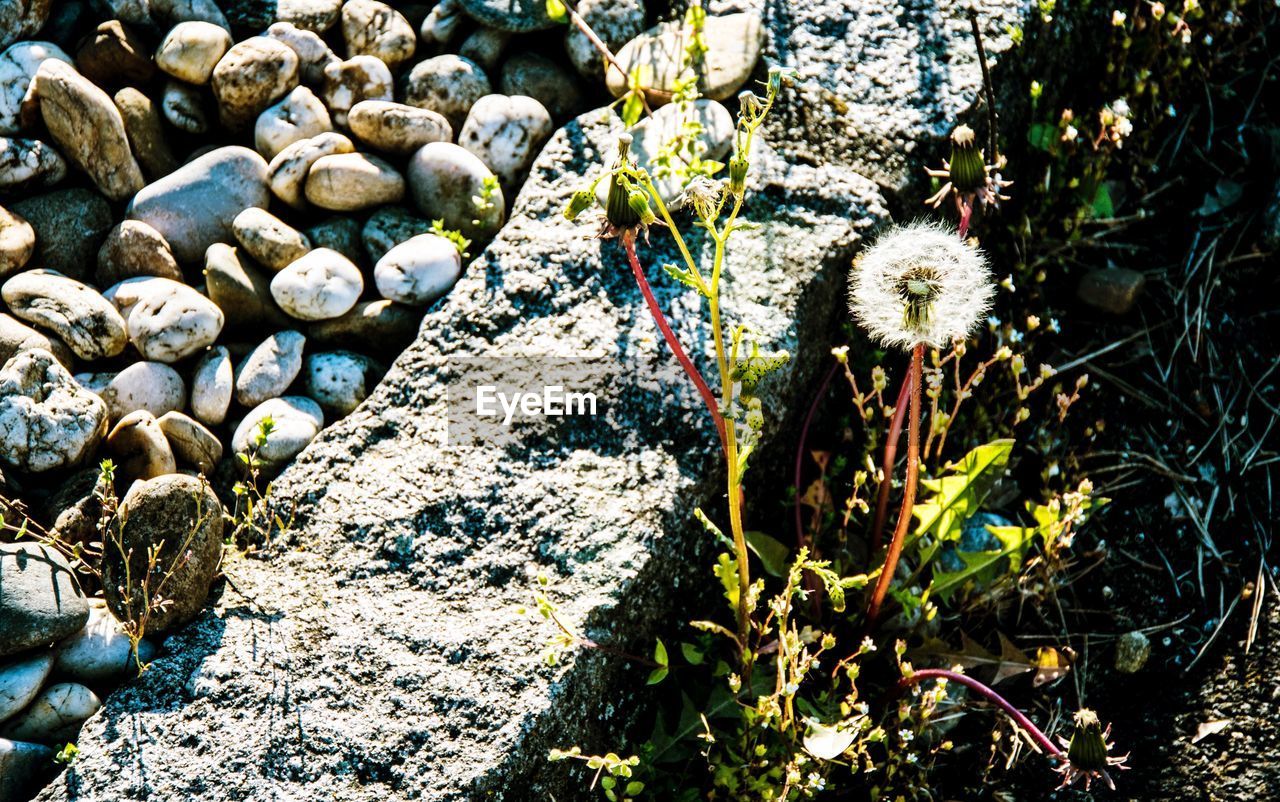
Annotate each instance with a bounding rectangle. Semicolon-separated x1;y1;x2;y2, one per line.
653;639;668;667
663;262;705;295
911;439;1014;547
545;0;568;22
1027;122;1057;153
622;92;644;128
1088;182;1114;218
680;642;704;665
744;530;789;578
928;523;1035;602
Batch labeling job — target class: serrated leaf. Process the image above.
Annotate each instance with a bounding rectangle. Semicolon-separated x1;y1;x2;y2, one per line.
744;530;789;578
803;721;857;760
663;262;705;295
912;631;1036;685
911;439;1014;552
928;523;1034;602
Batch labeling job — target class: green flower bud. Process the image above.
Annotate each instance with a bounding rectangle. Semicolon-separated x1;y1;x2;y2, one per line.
728;155;749;197
627;189;657;227
605;134;641;230
948;125;986;193
1066;709;1109;773
563;188;595;221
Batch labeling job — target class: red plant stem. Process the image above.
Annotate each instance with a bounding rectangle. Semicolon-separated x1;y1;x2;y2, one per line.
865;342;924;626
957;197;974;239
869;371;912;555
622;232;728;455
794;360;839;550
899;668;1064;759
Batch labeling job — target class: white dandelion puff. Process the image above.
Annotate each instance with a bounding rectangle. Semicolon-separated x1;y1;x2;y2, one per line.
847;221;995;350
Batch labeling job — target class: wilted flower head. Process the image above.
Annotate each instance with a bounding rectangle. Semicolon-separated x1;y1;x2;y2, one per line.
848;221;994;349
1056;708;1129;791
680;175;724;220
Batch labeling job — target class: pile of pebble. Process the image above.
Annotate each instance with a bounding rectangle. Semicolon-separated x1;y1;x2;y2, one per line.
0;0;762;793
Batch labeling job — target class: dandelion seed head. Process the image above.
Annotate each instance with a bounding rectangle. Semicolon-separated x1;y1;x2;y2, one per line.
848;221;995;350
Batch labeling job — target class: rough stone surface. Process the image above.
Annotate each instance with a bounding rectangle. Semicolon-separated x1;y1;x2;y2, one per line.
127;145;271;264
101;474;224;634
74;19;154;88
210;36;299;130
457;0;554;33
0;543;89;658
36;1;1027;799
33;59;145;201
9;188;112;282
0;205;34;279
0;137;66;193
305;152;404;212
114;87;180;180
96;219;184;286
0;41;72;136
2;270;127;361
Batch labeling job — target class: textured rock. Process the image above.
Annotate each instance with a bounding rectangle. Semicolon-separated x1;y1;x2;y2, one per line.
94;361;186;422
9;188;111;282
156;410;221;471
0;683;101;744
232;206;311;270
0;136;66;192
266;131;354;210
161;79;209;133
458;94;553;194
457;27;509;72
347;100;451;155
319;54;391;127
106;409;178;484
114;87;179;180
0;543;89;658
124;278;225;362
0;313;72;367
270;247;363;320
96;220;184;286
625;98;734;202
102;474;224;634
407;141;504;242
155;20;232;85
419;0;464;47
607;13;764;104
35;0;1027;798
0;0;51;50
0;41;72;136
360;206;431;262
306;298;418;351
231;395;323;467
254;85;331;159
0;738;54;801
341;0;416;70
457;0;554;32
264;21;337;86
565;0;643;79
499;52;582;122
0;652;54;724
33;59;145;201
235;329;306;407
74;19;154;87
127;145;270;263
211;36;299;130
204;242;292;331
402;54;490;132
189;345;233;426
304;152;404;211
1077;268;1146;315
2;270;127;360
305;216;363;264
54;599;155;683
303;350;382;416
373;233;461;306
0;205;33;279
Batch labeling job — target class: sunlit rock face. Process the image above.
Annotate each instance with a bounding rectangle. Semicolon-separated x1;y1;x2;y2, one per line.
29;0;1028;799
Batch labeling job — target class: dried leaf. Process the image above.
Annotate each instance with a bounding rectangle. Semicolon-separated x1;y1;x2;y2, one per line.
1032;646;1071;687
1192;719;1232;744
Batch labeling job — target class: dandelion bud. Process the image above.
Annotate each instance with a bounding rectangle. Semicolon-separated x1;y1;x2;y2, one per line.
947;125;985;193
728;155;749;197
627;189;657;227
605;176;639;230
563;188;595;221
1068;710;1109;772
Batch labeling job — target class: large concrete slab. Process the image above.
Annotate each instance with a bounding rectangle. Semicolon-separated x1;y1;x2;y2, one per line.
38;1;1027;799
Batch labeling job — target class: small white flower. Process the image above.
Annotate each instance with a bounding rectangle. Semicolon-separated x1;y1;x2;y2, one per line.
1112;98;1131;117
1112;10;1127;25
848;221;995;350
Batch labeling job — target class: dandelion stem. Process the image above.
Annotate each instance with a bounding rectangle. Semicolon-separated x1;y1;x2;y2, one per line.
870;371;912;554
621;231;728;454
899;668;1064;759
866;341;923;625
